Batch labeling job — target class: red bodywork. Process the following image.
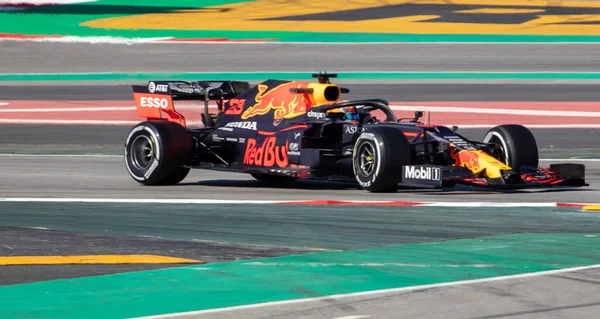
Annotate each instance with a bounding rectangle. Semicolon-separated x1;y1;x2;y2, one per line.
132;91;186;127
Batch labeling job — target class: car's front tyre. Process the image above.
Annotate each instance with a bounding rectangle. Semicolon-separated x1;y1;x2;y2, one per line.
482;124;539;171
352;127;411;192
124;121;193;185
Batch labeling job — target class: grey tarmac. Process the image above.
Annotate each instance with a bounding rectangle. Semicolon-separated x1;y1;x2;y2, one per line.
1;124;597;158
167;267;600;319
0;227;314;286
1;42;600;74
0;155;598;203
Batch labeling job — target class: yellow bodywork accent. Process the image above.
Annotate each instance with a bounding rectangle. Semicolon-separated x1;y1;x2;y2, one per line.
0;255;203;265
306;83;341;106
454;149;512;179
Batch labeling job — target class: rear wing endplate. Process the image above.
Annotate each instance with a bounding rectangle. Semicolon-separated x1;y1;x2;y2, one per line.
132;80;250;127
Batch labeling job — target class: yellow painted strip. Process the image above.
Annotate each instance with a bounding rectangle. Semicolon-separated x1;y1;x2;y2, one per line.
82;0;600;36
0;255;203;265
583;205;600;211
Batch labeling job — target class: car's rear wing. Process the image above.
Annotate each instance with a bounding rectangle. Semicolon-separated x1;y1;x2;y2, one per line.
132;80;250;127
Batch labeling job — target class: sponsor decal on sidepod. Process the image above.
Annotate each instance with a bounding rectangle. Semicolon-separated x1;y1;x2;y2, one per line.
243;137;289;167
225;121;258;130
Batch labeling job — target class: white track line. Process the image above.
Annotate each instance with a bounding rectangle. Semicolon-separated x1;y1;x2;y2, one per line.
0;119;208;125
0;36;172;44
130;263;600;319
540;158;600;162
0;198;595;207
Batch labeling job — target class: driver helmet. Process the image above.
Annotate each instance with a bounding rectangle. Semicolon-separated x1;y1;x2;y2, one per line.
343;106;359;120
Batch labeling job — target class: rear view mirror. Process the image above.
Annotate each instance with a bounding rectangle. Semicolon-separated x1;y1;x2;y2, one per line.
411;111;423;122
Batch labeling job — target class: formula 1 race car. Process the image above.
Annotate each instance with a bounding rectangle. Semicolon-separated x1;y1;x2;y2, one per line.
124;73;587;192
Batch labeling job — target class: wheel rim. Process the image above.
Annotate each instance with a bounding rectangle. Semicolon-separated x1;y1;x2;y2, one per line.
357;142;376;176
488;136;507;164
130;135;154;170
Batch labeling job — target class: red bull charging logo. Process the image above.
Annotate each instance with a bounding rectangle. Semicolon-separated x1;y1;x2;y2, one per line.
241;82;311;120
451;148;482;172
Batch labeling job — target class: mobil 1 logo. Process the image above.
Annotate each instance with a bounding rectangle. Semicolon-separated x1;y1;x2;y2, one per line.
401;165;442;188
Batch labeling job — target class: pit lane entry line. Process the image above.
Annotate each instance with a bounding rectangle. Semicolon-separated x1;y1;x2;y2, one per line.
130;263;600;319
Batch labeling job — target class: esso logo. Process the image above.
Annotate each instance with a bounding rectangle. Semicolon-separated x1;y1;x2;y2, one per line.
140;97;169;109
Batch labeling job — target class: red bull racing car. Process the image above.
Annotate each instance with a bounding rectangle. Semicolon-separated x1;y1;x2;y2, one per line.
124;73;587;192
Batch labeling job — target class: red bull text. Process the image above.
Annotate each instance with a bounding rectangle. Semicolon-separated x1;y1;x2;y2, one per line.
243;137;289;167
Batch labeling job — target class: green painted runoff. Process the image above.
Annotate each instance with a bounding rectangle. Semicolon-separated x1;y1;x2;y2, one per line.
0;233;599;319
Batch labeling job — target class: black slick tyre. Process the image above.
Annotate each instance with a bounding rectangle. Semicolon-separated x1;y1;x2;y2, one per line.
482;124;539;171
352;127;411;192
124;121;193;185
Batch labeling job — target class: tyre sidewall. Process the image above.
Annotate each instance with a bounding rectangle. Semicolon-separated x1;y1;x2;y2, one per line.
124;123;166;183
352;127;411;192
352;132;383;189
483;124;539;170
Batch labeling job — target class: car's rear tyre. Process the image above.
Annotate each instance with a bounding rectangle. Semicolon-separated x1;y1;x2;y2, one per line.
352;127;411;192
250;173;297;183
125;121;193;185
482;124;539;171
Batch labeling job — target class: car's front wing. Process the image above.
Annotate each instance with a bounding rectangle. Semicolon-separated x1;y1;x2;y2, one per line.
399;164;587;189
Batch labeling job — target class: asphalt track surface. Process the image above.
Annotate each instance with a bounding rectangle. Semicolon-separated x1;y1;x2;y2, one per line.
0;227;313;286
0;124;596;157
2;155;597;203
182;267;600;319
2;41;600;318
2;42;600;74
